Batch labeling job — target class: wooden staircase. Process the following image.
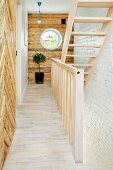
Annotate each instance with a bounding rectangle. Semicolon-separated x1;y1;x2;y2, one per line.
61;0;113;85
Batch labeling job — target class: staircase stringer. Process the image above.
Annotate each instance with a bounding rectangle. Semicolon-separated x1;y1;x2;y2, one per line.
85;7;113;86
61;0;79;63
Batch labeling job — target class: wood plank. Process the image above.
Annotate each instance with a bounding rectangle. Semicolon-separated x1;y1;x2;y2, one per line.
74;17;112;23
51;59;84;163
78;0;113;7
61;0;79;62
84;72;89;75
3;82;76;169
52;59;77;74
66;55;96;58
71;31;106;36
69;44;102;48
72;68;84;163
72;64;92;67
28;14;74;81
0;0;16;169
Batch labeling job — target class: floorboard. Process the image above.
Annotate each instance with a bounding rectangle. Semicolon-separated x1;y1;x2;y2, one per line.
3;82;76;170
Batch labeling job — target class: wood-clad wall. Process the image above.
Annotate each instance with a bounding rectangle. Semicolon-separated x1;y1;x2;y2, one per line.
0;0;16;168
28;14;73;81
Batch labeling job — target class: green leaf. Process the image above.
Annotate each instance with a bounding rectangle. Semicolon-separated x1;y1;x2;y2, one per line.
33;53;46;64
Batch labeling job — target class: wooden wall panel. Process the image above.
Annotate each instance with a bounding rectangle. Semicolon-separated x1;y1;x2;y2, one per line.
28;14;74;81
0;0;16;169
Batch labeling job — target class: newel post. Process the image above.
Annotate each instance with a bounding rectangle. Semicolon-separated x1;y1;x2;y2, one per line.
72;68;84;163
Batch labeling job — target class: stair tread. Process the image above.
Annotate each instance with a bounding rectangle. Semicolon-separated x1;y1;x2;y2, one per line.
74;17;112;23
85;72;89;75
67;55;96;58
78;0;113;7
72;64;93;67
69;44;102;48
72;31;106;36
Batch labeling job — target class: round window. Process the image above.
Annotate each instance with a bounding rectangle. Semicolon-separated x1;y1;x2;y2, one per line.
40;28;62;50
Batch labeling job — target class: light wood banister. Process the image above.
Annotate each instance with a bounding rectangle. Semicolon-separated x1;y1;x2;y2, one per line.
51;58;84;163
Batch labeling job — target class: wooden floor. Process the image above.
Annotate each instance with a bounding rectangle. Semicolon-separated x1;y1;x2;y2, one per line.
3;82;76;170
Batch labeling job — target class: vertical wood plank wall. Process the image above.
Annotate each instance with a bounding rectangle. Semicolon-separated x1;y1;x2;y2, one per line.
28;14;74;82
0;0;16;169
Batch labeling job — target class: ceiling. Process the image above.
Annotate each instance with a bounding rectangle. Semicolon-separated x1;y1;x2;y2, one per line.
24;0;71;13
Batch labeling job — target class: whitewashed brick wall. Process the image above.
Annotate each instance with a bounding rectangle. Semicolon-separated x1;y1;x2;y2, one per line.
75;8;113;165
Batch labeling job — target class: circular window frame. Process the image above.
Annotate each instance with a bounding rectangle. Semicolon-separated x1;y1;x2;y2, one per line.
40;28;62;50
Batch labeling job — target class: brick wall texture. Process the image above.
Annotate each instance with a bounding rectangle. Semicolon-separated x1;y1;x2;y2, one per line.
75;8;113;165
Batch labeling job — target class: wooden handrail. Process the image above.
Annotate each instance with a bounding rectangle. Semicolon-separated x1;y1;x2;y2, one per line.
51;59;84;163
51;58;77;74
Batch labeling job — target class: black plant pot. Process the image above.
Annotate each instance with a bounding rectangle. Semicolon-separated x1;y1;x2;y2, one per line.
35;72;44;84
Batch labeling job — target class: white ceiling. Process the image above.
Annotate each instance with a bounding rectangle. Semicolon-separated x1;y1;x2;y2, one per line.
24;0;71;13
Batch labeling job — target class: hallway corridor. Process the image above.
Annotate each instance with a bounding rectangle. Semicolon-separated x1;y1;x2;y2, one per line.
3;82;76;170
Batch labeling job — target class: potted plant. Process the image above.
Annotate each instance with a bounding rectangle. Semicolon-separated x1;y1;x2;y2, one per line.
33;53;46;84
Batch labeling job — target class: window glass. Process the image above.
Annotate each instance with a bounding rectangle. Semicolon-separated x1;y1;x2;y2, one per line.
40;28;62;50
